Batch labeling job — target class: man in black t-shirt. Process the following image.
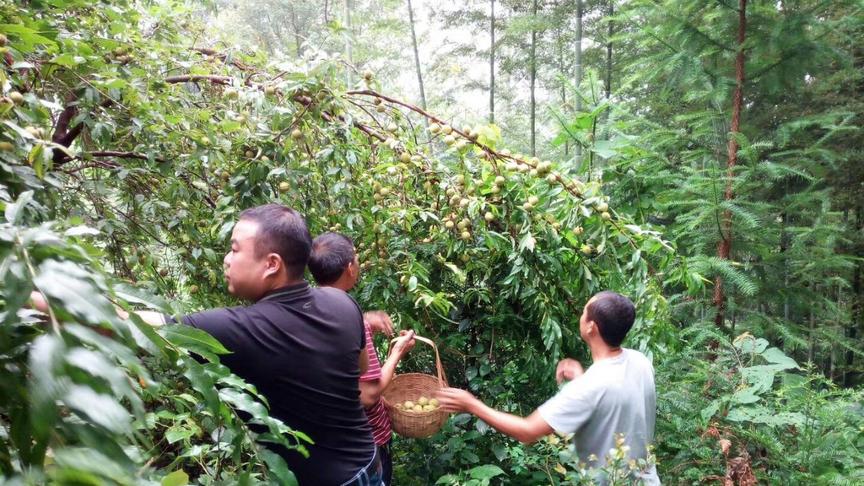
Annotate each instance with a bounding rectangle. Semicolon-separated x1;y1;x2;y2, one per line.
139;205;380;485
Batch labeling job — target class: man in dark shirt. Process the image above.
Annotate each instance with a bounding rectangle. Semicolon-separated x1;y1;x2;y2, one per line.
135;204;380;485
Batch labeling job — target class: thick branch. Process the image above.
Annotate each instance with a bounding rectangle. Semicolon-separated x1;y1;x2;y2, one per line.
191;47;254;72
165;75;233;85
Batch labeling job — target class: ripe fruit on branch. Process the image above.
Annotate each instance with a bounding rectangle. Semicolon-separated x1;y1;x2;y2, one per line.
574;226;584;235
484;212;495;222
441;125;453;135
399;152;411;163
387;123;398;132
429;123;441;133
596;202;609;212
494;176;505;186
601;211;611;220
443;135;456;145
245;150;255;158
460;231;471;240
264;86;277;95
528;195;539;205
363;70;374;81
0;141;13;151
9;91;24;105
444;221;455;229
279;181;291;193
580;244;593;255
291;129;303;140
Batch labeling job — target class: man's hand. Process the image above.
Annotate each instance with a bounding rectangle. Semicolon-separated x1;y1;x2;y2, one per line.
390;330;416;357
363;310;393;336
435;387;480;413
555;358;584;384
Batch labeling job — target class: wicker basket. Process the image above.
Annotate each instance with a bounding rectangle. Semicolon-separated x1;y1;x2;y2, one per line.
382;335;449;438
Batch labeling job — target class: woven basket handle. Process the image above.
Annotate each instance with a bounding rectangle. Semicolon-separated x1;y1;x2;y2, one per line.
389;334;448;388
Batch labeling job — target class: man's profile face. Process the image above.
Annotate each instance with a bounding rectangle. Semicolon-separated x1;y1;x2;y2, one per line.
579;296;596;342
223;219;268;300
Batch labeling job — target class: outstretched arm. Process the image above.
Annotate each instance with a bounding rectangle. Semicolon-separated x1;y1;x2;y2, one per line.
30;290;168;326
435;388;553;444
359;330;415;407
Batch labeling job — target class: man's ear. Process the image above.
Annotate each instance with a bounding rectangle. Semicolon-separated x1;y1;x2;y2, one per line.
263;253;283;279
347;260;359;280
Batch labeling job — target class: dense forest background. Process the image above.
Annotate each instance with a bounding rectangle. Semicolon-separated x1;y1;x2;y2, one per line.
0;0;862;484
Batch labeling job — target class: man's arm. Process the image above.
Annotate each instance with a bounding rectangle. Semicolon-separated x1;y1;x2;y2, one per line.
31;291;168;327
359;330;415;408
435;388;553;444
359;343;369;375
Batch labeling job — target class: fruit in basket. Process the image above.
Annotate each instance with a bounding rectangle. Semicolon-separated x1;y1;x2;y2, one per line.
422;405;435;412
412;404;423;413
394;403;403;410
418;396;429;406
404;400;415;409
429;398;439;407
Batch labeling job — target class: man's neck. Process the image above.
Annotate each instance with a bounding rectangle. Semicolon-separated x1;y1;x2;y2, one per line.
590;344;623;363
255;277;305;300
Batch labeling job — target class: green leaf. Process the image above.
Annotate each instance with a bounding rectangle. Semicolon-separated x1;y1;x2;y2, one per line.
161;470;189;486
64;385;132;434
468;464;506;480
161;325;231;357
761;347;799;369
34;260;117;325
260;449;298;486
182;357;220;412
219;388;268;420
52;447;133;484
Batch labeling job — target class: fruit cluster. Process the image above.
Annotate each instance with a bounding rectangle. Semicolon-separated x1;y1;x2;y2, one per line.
393;396;440;413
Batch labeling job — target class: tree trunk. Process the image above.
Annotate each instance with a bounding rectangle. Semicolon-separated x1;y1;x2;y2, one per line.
291;6;303;57
344;0;353;85
489;0;496;124
847;206;863;386
574;0;583;163
605;0;613;99
530;0;538;156
714;0;747;327
407;0;427;110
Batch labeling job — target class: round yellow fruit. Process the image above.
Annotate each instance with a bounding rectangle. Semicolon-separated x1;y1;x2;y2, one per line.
412;405;423;413
291;129;303;140
418;396;429;406
279;181;291;193
429;398;439;407
404;401;414;409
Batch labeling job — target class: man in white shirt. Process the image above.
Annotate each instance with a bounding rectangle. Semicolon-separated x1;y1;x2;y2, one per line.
436;291;660;484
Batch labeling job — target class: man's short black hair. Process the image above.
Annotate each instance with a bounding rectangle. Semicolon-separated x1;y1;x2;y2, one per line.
239;204;312;280
586;291;636;347
308;232;356;285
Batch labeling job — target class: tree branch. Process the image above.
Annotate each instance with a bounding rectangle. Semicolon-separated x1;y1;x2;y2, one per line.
165;75;233;85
